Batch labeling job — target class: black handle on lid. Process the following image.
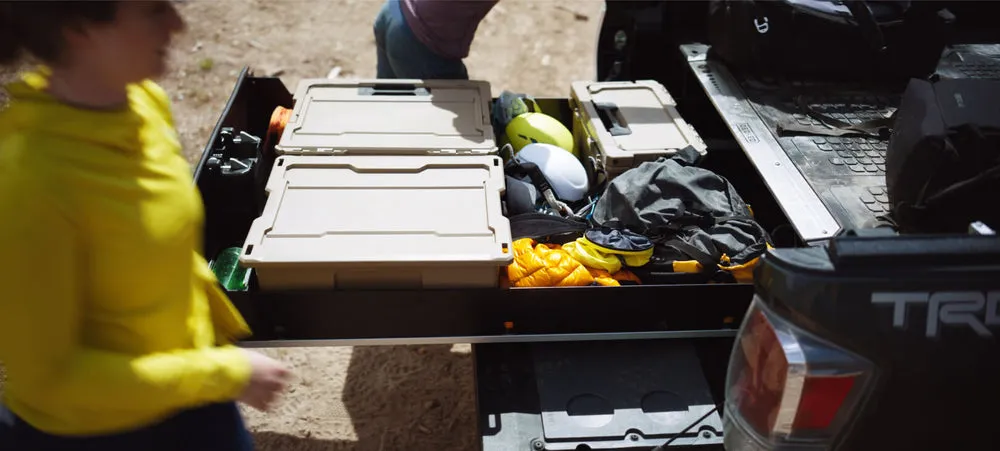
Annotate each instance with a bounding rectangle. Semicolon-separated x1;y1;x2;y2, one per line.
594;101;632;136
359;83;431;96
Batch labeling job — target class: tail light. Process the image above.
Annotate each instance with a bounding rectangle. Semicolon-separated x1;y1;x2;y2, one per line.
724;297;875;450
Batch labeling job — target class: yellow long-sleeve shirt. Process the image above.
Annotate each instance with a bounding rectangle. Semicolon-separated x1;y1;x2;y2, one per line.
0;69;253;436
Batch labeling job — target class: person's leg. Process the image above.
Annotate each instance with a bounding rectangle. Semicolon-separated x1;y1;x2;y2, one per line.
170;402;255;451
0;403;35;450
0;403;162;451
383;0;469;80
373;0;396;79
0;402;253;451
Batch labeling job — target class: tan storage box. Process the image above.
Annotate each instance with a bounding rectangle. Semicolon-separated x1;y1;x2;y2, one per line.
240;155;512;290
276;79;496;156
570;80;707;180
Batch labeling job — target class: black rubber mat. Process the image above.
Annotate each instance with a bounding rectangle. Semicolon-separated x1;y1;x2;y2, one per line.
734;44;999;234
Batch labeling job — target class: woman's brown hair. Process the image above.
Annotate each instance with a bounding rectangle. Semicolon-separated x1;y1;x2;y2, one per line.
0;1;120;65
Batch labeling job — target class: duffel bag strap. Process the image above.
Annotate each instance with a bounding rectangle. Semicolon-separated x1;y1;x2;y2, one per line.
663;239;722;275
892;125;1000;232
663;238;739;283
711;214;756;225
923;165;1000;210
654;213;755;234
922;125;1000;209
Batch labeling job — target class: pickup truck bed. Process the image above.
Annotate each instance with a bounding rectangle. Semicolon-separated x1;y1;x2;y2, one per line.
193;67;786;449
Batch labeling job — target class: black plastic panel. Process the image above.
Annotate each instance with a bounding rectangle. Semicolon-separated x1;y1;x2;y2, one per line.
225;284;750;342
476;339;733;451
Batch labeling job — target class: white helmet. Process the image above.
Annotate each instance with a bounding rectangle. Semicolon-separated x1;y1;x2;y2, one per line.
512;143;590;202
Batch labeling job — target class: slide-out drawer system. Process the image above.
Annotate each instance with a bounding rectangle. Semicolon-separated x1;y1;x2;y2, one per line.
195;68;755;347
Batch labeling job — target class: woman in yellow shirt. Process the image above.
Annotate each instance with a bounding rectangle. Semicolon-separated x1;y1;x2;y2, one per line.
0;2;291;449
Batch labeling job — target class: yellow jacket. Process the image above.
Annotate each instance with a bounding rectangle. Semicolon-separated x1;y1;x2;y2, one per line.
506;238;641;287
0;69;252;435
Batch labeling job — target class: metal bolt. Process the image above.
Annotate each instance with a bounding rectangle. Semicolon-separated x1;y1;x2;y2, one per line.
614;30;628;50
531;439;545;450
702;431;713;439
629;434;640;442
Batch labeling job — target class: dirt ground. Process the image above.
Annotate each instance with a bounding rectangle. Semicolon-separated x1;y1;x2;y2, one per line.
0;1;603;450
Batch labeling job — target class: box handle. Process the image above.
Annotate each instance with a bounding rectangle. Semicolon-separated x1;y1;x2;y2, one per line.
594;101;632;136
359;83;431;96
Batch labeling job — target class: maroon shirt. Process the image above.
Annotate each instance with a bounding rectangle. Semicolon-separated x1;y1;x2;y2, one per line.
401;0;499;60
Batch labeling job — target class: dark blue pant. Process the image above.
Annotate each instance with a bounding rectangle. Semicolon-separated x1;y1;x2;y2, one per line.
373;0;469;80
0;402;254;451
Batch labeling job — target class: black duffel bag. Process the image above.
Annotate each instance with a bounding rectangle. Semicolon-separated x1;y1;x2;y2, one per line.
707;0;955;82
886;78;1000;234
592;147;771;284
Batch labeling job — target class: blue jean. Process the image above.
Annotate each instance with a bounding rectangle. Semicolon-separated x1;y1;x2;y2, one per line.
0;402;254;451
373;0;469;80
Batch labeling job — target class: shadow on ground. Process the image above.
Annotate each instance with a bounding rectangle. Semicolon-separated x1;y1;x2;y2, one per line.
253;344;478;451
253;431;348;450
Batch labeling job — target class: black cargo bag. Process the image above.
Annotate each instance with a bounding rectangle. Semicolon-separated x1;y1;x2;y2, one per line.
707;0;954;81
592;147;770;284
886;78;1000;234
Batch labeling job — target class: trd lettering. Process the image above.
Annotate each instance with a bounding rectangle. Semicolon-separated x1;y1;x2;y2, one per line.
871;291;1000;338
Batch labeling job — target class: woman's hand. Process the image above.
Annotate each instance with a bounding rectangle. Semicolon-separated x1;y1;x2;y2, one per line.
238;349;293;411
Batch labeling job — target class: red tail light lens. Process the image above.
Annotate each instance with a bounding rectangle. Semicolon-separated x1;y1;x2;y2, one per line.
793;375;857;431
733;310;787;436
724;298;875;449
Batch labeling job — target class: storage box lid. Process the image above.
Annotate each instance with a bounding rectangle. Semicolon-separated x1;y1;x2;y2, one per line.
240;155;513;267
572;80;707;155
275;79;497;156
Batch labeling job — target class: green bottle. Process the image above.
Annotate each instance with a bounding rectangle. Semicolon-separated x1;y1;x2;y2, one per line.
209;247;252;292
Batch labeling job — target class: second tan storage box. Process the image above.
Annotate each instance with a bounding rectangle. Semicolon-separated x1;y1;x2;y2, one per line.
571;80;707;180
276;79;496;156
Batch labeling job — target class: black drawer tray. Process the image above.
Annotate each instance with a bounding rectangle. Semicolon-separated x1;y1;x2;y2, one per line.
194;68;754;345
